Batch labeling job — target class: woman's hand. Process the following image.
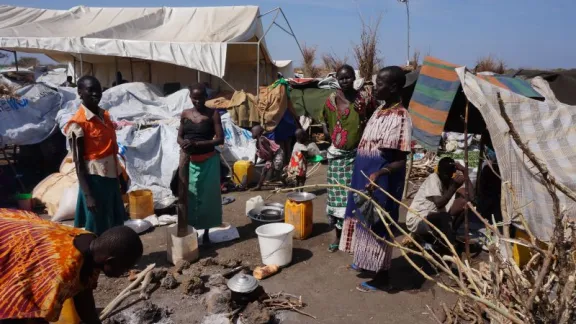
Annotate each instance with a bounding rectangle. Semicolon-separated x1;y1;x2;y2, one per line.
85;195;97;213
369;172;380;183
455;163;467;172
180;139;192;149
365;172;381;190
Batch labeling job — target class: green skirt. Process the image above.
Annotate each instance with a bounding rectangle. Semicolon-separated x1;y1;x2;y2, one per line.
75;174;127;235
187;154;223;230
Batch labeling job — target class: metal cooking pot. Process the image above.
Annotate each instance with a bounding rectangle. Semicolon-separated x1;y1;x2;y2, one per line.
227;273;259;293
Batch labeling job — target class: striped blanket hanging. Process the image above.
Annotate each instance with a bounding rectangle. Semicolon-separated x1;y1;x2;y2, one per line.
409;56;543;151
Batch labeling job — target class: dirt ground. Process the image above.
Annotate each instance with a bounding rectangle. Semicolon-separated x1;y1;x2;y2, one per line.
94;165;457;324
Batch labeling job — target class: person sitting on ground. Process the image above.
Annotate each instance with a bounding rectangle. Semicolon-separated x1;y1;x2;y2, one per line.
0;208;143;324
61;76;76;87
252;125;285;191
406;157;474;249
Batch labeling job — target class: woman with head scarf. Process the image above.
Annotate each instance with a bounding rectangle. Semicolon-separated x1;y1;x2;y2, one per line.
322;65;376;253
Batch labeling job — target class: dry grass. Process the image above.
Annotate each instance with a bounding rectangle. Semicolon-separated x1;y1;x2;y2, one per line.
353;14;383;80
408;50;421;71
475;55;506;74
301;43;321;78
321;52;349;74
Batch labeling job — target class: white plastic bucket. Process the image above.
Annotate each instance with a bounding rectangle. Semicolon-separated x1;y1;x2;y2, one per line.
255;223;295;267
166;224;199;265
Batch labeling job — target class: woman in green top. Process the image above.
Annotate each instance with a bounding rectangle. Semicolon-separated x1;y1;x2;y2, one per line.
322;65;376;253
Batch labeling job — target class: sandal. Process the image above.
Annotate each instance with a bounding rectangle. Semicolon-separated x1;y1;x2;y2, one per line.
348;263;361;272
328;244;339;253
356;282;378;293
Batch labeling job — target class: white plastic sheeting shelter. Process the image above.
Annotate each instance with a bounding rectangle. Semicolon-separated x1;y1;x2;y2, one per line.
0;5;301;92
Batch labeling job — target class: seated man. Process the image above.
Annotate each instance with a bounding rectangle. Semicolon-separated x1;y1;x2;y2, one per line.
406;157;474;248
0;208;143;324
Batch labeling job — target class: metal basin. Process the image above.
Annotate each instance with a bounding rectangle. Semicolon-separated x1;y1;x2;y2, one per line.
247;205;284;224
124;219;153;234
286;192;316;202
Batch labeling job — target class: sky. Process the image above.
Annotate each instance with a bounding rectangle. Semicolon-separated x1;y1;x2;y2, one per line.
1;0;575;69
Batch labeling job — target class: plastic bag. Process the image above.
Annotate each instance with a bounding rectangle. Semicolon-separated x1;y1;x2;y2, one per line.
52;184;79;222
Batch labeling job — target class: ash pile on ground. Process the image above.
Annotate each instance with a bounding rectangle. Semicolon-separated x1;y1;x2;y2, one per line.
105;257;297;324
106;301;173;324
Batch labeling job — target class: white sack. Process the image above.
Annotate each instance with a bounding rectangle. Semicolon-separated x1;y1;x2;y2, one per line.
220;112;256;162
52;184;78;222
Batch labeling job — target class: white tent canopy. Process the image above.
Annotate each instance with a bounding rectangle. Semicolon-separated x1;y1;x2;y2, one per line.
0;6;66;29
0;5;299;91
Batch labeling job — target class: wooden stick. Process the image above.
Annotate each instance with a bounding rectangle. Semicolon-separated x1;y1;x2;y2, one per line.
100;264;155;320
402;152;414;199
177;151;189;237
463;99;471;262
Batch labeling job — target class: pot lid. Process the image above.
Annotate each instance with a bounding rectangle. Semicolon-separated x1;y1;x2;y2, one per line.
227;273;259;293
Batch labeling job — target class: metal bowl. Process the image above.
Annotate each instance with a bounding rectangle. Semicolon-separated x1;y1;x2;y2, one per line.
247;205;284;224
124;219;153;234
286;192;316;202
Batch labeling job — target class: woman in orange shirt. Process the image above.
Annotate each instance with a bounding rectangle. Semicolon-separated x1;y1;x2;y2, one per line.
65;76;127;235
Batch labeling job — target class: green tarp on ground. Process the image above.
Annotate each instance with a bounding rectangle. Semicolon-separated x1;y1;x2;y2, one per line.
290;88;335;122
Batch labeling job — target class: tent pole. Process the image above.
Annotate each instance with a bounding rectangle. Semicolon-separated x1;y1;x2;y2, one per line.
115;57;119;84
262;9;280;39
80;54;84;76
258;7;280;18
148;62;152;83
73;57;77;82
279;8;304;58
130;58;134;81
475;131;485;194
463;99;471;262
197;70;201;83
256;42;260;97
14;51;18;71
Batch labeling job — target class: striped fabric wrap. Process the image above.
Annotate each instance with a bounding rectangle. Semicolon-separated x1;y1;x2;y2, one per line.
409;56;543;151
352;224;394;272
0;209;98;321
